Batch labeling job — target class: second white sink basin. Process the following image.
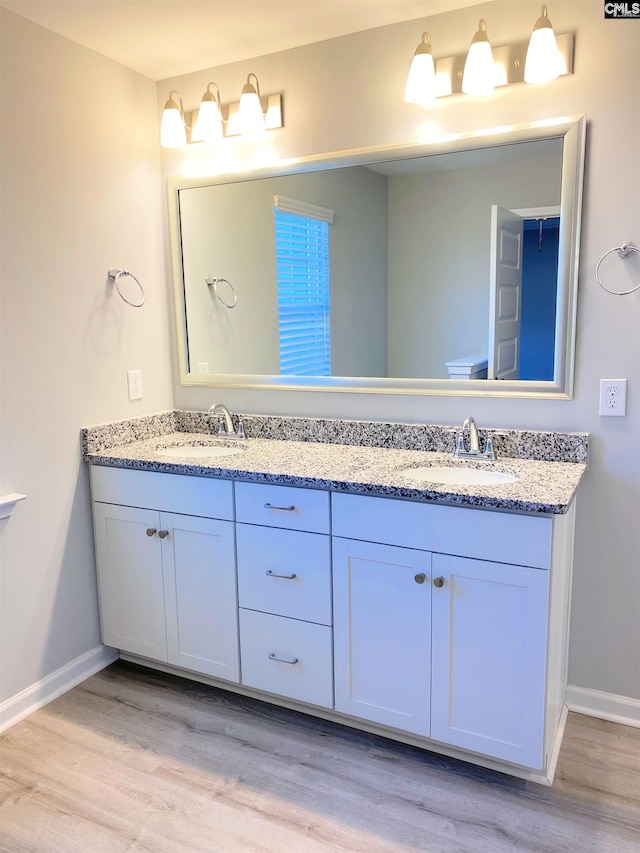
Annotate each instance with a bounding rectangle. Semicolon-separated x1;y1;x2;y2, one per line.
156;444;245;460
399;466;520;486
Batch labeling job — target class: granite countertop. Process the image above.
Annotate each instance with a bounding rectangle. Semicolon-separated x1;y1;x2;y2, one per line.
84;427;587;515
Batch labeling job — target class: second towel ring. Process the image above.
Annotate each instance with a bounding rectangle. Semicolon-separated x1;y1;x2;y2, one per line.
206;276;238;308
108;268;145;307
595;243;640;296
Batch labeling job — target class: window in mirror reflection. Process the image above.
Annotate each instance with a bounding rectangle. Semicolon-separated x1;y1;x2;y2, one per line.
274;198;333;376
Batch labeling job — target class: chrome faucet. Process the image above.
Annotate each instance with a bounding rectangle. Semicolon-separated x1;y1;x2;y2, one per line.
453;416;496;460
208;402;246;440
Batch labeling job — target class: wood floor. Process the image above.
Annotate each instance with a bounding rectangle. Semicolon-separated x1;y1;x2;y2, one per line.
1;662;638;853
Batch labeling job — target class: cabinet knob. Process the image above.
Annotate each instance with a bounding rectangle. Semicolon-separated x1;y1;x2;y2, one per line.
433;576;445;588
414;573;426;584
158;530;169;539
145;528;157;537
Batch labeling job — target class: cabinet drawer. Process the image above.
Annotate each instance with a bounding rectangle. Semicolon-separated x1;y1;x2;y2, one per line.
90;465;233;520
235;482;329;533
239;609;333;708
237;524;331;625
332;492;552;569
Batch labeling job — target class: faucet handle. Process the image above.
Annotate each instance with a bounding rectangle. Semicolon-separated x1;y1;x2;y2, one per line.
484;435;496;460
454;430;467;458
236;418;246;440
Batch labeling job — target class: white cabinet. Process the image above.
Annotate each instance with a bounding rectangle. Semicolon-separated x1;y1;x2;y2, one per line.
331;493;558;770
93;502;167;661
91;467;239;683
332;538;431;734
90;466;575;781
235;483;333;708
430;554;549;769
161;512;238;681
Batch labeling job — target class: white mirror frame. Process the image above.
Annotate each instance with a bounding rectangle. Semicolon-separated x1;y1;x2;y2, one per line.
168;114;585;399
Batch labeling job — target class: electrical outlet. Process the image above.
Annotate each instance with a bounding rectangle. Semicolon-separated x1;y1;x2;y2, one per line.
127;369;143;401
198;362;210;373
599;379;627;416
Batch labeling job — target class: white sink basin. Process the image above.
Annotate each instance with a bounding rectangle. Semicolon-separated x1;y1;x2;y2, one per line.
156;444;245;460
399;466;520;486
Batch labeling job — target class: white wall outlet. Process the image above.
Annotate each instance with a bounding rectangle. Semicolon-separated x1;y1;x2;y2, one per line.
599;379;627;416
198;362;210;373
127;369;143;401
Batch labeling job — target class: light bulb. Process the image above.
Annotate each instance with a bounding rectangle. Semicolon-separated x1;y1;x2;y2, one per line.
461;19;495;97
160;92;186;147
238;74;266;136
525;5;563;84
404;32;437;106
192;84;224;143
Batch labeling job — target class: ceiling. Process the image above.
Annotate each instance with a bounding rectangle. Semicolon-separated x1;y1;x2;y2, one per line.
0;0;482;81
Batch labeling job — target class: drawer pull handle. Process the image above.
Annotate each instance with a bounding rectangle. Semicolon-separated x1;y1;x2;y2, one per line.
414;573;426;584
266;569;297;580
146;528;157;537
433;576;445;588
158;530;169;539
268;652;299;665
264;503;296;511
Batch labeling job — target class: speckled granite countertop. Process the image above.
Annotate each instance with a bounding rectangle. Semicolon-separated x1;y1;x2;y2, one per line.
82;412;588;515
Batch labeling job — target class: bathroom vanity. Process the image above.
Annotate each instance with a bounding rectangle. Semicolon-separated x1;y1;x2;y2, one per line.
83;412;587;784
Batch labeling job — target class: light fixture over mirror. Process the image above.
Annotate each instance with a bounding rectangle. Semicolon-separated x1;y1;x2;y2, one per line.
404;6;572;104
167;116;586;399
161;76;282;147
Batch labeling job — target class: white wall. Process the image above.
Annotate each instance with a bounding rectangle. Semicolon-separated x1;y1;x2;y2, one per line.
159;1;640;704
0;10;172;703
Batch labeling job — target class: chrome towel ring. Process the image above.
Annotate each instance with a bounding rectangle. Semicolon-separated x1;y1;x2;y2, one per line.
595;242;640;295
108;268;145;307
206;276;238;308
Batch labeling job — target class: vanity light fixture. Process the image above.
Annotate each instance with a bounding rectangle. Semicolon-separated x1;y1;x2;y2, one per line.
404;32;437;105
461;19;495;96
404;6;572;105
161;77;283;147
191;82;224;144
160;90;188;147
524;5;563;84
237;73;267;136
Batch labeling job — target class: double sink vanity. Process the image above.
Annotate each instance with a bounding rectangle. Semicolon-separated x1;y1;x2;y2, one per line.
83;409;587;785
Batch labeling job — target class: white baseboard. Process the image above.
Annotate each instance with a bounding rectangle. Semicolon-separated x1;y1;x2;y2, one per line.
566;684;640;728
0;644;118;733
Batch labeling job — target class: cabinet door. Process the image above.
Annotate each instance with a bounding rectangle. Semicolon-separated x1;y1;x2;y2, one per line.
333;538;431;735
161;513;239;682
431;554;549;769
93;503;167;661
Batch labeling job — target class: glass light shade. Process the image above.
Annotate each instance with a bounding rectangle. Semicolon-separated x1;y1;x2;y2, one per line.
238;76;266;136
404;33;437;105
160;96;186;147
461;19;495;97
192;94;223;144
525;6;563;84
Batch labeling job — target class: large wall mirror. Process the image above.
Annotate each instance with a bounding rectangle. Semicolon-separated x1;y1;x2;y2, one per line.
168;115;585;398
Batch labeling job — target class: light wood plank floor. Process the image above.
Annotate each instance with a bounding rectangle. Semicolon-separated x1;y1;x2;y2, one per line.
1;661;638;852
